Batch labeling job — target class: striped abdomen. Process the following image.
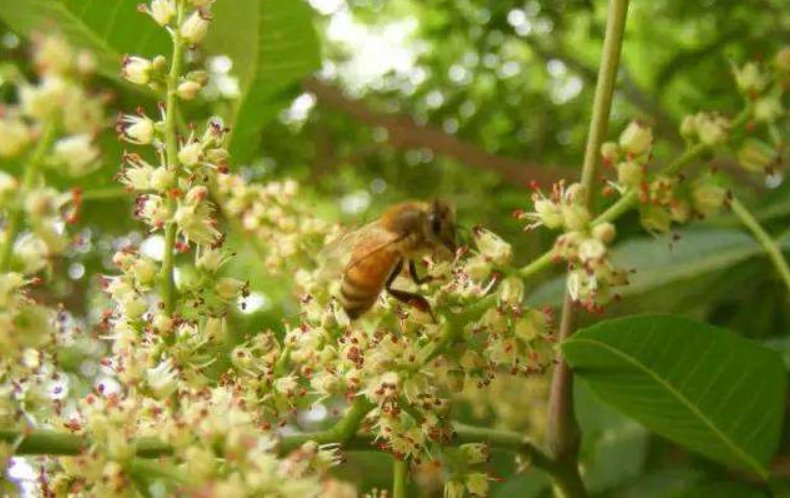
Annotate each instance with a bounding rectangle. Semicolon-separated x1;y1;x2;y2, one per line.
340;248;400;319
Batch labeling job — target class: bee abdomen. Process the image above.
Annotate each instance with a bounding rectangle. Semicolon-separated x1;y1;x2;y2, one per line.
340;272;380;319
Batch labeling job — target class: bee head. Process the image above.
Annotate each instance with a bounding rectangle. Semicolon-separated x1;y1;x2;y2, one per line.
426;199;457;256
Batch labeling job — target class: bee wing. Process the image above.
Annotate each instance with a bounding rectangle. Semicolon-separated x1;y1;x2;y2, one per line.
316;221;404;283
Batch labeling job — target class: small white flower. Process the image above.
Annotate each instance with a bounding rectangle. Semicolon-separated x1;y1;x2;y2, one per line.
148;0;176;26
532;199;564;229
119;114;155;144
121;163;155;191
180;11;210;44
474;228;512;266
733;62;767;94
34;35;74;75
0;172;18;204
146;357;179;399
0;118;32;158
737;139;775;173
578;238;606;264
694;113;729;146
178;142;203;167
15;234;50;274
122;56;153;85
20;76;68;119
150;167;176;191
617;160;643;189
53;134;100;176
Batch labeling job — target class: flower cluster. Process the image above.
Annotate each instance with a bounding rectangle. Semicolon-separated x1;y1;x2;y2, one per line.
601;121;729;234
517;182;628;309
232;224;556;463
217;174;339;272
0;35;106;438
37;2;347;495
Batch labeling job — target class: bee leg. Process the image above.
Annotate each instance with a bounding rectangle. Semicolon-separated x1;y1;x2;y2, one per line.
386;260;437;322
408;260;434;285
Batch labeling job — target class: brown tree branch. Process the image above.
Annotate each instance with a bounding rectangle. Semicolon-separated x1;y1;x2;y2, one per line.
302;77;563;186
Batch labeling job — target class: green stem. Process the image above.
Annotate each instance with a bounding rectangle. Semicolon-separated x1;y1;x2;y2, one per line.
277;397;375;452
159;1;186;320
730;197;790;298
0;123;57;272
393;458;409;498
546;1;630;496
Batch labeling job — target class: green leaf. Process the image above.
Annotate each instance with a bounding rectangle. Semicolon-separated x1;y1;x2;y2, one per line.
562;314;787;478
575;381;649;493
0;0;170;79
206;0;320;162
528;228;790;306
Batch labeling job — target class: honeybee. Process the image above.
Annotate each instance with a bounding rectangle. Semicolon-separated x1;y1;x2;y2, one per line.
318;200;457;320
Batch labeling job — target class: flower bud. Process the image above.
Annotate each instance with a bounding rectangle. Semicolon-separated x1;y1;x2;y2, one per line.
53;134;100;176
694;113;728;146
737;139;776;173
679;115;696;139
692;183;727;218
178;142;203;166
180;11;210;44
149;0;176;26
775;46;790;73
196;248;224;272
177;80;202;100
150;167;176;191
617;160;643;189
34;36;74;75
121;56;153;85
578;238;606;263
498;277;523;305
474;228;512;266
459;444;490;465
753;96;783;123
639;205;672;233
0;172;18;205
20;76;67;119
153;314;174;334
561;204;590;231
564;183;587;205
0;118;32;158
215;277;245;301
131;258;158;286
591;222;616;245
465;473;490;497
669;199;691;224
76;51;97;75
734;62;767;94
600;141;620;164
619;121;652;157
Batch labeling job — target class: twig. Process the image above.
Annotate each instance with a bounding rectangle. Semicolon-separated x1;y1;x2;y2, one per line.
546;1;631;496
730;197;790;299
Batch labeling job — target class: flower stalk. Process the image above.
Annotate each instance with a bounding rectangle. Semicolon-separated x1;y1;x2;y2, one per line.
0;122;57;272
545;0;630;495
159;0;186;319
393;458;409;498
